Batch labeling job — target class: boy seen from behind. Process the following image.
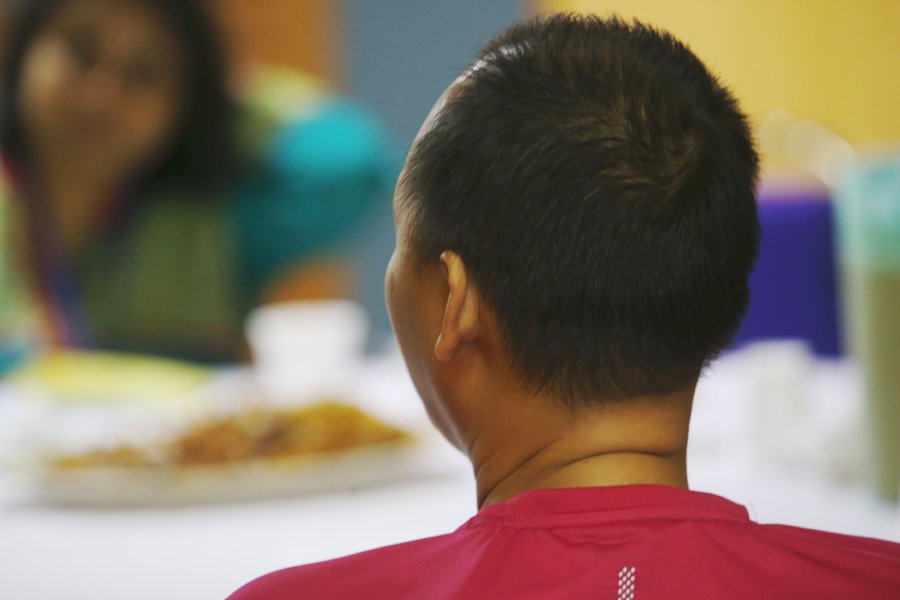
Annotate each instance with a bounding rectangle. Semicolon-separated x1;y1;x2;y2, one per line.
230;14;900;599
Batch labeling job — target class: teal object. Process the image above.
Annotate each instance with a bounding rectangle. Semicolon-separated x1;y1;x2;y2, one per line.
835;153;900;270
0;341;31;375
233;100;400;303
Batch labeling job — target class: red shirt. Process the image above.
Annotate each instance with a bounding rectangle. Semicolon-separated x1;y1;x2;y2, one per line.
228;485;900;599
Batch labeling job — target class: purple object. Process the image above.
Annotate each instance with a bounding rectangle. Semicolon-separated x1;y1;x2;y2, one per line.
731;191;843;356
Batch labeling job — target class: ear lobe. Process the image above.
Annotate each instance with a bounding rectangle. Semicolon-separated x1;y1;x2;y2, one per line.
434;251;481;363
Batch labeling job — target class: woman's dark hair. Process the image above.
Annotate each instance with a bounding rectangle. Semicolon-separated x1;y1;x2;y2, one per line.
0;0;233;193
402;14;760;405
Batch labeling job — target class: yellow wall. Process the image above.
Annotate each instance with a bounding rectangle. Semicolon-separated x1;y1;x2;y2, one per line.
537;0;899;149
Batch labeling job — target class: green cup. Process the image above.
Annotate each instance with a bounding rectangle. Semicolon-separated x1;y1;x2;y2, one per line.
834;150;900;503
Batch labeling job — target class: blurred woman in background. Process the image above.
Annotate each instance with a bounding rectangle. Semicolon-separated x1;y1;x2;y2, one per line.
0;0;397;371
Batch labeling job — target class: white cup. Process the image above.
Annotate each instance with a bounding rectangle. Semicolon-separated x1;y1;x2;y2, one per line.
245;300;369;404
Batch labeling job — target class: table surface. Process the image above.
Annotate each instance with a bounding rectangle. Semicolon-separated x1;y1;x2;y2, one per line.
1;345;898;600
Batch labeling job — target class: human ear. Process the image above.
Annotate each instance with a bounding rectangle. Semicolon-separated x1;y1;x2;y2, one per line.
434;251;481;363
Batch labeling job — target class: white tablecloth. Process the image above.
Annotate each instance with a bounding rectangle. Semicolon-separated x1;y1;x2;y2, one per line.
1;346;898;600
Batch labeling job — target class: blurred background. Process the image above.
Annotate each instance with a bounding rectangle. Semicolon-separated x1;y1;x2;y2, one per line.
84;0;899;351
0;1;897;599
0;0;895;351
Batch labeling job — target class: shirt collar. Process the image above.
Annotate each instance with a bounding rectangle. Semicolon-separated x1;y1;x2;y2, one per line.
462;485;750;530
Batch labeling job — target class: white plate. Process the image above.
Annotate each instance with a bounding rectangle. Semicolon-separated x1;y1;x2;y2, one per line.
19;430;460;507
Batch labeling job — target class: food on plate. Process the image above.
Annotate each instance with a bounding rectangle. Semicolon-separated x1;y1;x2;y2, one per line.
50;402;410;469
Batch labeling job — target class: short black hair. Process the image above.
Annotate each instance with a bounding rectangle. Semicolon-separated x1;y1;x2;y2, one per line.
401;14;760;404
0;0;233;193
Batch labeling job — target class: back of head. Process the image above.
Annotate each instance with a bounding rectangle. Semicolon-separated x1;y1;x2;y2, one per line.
402;14;760;405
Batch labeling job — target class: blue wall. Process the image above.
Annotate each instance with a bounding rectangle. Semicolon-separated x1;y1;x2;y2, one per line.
342;0;523;346
343;0;523;143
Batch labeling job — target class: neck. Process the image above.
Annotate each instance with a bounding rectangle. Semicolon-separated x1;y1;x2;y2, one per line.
467;387;694;508
25;155;123;253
